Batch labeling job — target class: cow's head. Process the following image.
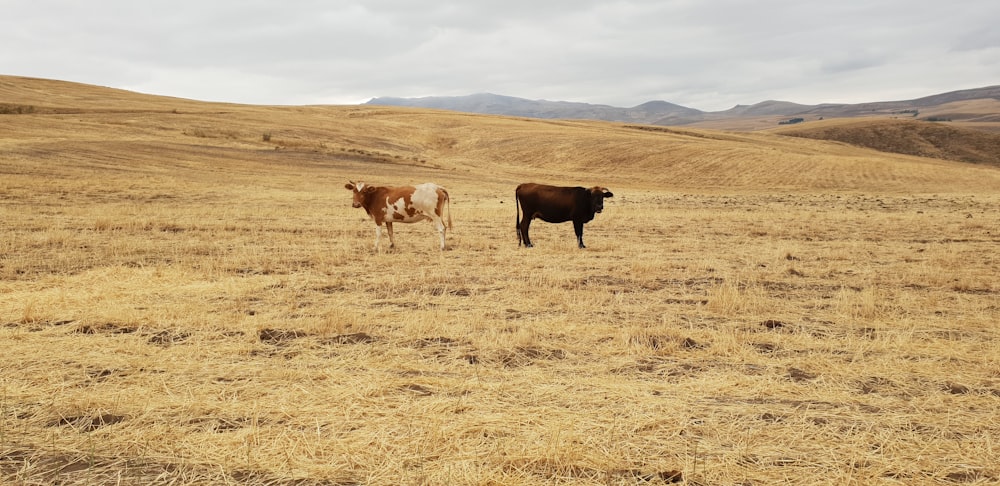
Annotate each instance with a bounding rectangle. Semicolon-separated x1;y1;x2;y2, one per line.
344;181;375;208
589;186;614;213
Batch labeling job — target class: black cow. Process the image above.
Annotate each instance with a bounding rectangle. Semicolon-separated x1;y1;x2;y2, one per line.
515;183;614;248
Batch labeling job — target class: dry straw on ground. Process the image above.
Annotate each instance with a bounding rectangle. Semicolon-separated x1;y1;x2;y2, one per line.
1;76;999;485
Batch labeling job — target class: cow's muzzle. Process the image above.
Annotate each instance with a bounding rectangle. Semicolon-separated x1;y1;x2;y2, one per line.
352;202;362;208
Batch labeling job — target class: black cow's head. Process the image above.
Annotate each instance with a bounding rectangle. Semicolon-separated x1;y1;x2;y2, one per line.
589;186;614;213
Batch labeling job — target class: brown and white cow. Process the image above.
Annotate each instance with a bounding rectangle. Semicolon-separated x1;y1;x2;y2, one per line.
516;183;614;248
345;181;452;251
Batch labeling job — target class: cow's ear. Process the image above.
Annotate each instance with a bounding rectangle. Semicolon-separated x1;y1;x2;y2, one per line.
362;185;377;194
344;182;356;191
603;190;614;198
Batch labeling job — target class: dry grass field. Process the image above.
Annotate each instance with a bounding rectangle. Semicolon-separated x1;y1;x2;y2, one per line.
2;76;999;485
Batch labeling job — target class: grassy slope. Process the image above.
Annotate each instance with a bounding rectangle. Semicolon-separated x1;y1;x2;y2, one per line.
677;98;1000;133
775;117;1000;167
5;76;1000;193
2;76;999;485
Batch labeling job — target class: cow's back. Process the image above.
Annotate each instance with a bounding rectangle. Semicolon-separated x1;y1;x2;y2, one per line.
410;183;444;214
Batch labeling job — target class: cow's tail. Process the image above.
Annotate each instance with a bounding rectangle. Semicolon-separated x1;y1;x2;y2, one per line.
515;189;522;246
445;188;453;230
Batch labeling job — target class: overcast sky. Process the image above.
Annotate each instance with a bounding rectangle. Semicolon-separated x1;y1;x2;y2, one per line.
3;1;999;111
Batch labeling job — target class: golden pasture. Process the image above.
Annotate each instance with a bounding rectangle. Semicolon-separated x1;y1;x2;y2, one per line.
2;76;999;485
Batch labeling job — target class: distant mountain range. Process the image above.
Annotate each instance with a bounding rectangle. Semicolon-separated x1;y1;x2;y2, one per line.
367;86;1000;130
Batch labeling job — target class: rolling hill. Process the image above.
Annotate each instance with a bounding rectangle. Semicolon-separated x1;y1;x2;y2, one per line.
775;118;1000;167
368;85;1000;132
3;75;1000;193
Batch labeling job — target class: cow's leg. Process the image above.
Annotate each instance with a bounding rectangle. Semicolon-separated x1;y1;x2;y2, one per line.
385;222;395;248
374;225;383;252
574;220;586;248
433;217;446;250
519;216;533;248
